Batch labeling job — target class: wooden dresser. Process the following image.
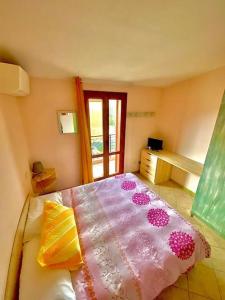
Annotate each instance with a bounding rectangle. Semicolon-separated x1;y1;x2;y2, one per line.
140;149;203;184
140;149;171;184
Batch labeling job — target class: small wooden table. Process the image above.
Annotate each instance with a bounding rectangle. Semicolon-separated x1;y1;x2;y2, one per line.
140;149;203;184
32;168;56;195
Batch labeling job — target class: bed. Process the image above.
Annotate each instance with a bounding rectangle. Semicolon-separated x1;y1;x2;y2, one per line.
19;173;210;300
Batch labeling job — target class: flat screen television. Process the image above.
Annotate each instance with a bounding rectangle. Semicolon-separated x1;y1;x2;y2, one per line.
148;138;163;150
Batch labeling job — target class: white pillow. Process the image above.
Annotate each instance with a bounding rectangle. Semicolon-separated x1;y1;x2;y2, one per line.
19;237;76;300
23;192;62;242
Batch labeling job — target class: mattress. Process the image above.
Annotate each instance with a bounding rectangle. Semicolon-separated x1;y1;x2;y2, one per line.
20;173;210;300
19;237;76;300
61;173;210;299
19;193;76;300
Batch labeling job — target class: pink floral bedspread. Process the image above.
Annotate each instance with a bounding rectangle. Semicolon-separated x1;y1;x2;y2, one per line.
62;173;210;300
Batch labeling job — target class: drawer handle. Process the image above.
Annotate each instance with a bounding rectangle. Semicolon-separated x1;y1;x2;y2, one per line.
144;167;152;175
142;156;151;162
144;166;154;175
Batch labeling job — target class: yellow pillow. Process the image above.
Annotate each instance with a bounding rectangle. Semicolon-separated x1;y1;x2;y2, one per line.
37;200;83;270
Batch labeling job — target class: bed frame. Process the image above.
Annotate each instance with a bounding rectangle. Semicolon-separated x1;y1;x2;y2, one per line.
4;196;30;300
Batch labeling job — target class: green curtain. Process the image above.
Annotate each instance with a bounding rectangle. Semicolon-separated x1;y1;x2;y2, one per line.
192;91;225;238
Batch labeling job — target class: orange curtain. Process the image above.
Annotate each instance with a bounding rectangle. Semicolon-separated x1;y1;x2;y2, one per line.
75;77;93;184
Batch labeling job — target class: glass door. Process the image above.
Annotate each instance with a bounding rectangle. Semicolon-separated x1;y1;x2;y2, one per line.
84;91;127;180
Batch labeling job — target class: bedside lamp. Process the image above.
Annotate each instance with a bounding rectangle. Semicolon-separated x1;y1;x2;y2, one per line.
32;161;44;174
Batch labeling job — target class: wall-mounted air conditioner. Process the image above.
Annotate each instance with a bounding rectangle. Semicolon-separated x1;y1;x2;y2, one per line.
0;62;30;96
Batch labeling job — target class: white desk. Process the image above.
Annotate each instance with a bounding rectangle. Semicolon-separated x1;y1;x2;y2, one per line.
140;149;203;184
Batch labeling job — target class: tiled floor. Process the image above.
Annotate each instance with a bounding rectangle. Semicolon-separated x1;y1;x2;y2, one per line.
137;174;225;300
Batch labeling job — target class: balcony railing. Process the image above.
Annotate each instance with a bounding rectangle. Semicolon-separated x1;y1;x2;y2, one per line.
91;134;116;155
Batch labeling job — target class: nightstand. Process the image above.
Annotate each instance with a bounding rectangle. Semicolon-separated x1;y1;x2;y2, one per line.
32;168;56;195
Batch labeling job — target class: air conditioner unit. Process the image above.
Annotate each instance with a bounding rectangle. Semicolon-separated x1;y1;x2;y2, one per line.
0;62;30;96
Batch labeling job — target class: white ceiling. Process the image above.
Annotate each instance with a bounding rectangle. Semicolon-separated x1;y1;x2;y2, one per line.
0;0;225;86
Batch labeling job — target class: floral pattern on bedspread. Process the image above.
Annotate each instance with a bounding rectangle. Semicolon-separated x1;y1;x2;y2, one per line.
62;173;210;300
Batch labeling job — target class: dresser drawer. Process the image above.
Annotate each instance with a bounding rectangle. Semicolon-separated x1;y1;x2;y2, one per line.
140;162;155;176
140;166;155;183
141;150;157;169
141;157;157;170
141;149;152;160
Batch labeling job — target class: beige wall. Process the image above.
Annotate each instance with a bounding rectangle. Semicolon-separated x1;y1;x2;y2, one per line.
83;82;162;172
0;95;30;299
20;78;80;190
157;66;225;192
20;79;161;190
1;68;224;297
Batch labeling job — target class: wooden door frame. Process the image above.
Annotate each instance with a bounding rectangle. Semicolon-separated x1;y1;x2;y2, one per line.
84;90;127;180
